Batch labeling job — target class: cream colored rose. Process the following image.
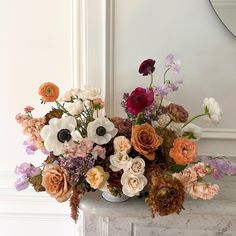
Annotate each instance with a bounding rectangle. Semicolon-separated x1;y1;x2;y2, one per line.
65;100;83;115
86;166;109;189
121;171;147;197
42;164;72;202
60;88;81;102
113;136;132;153
124;157;145;176
110;152;131;171
80;86;101;100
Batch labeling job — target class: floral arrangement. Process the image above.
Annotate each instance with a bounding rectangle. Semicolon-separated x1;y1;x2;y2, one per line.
15;55;236;221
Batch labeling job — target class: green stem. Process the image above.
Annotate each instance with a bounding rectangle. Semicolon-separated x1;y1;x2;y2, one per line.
55;101;71;116
182;113;207;128
163;68;170;83
149;73;154;89
161;119;173;130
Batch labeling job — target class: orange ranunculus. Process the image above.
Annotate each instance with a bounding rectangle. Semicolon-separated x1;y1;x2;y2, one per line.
38;82;59;102
131;123;163;160
169;137;197;165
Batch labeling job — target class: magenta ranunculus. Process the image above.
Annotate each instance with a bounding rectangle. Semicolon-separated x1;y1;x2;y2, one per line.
126;87;154;115
138;59;156;76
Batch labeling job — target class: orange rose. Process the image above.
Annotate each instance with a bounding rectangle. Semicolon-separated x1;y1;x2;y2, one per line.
169;137;197;164
42;164;72;202
38;82;59;102
131;123;163;160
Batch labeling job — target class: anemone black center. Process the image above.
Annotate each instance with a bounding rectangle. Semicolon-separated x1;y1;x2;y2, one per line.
57;129;71;143
96;126;106;136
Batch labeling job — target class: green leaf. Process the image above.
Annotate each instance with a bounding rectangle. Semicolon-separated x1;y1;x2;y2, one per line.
170;164;187;173
29;175;45;192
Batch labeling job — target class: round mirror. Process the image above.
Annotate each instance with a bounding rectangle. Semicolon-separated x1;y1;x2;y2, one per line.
209;0;236;36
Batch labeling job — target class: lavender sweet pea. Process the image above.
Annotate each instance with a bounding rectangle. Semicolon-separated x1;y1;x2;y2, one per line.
155;80;183;97
14;163;41;191
23;140;37;155
165;54;181;74
200;156;236;180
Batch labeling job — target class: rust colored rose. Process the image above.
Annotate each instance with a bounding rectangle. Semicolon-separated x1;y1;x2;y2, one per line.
38;82;59;102
169;137;197;164
131;123;163;160
42;164;72;202
166;103;188;123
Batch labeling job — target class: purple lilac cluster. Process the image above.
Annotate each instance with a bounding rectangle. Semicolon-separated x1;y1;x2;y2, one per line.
200;156;236;179
59;156;95;186
15;163;41;191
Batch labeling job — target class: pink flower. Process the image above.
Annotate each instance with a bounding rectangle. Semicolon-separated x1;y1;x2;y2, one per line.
91;145;106;159
126;87;154;115
186;182;219;200
191;162;208;178
24;106;34;113
63;138;94;158
173;168;198;189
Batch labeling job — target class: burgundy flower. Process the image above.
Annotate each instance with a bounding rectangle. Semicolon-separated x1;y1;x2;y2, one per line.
138;59;156;76
127;87;154;115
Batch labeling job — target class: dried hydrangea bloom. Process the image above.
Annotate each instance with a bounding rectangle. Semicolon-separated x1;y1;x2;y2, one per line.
146;175;185;217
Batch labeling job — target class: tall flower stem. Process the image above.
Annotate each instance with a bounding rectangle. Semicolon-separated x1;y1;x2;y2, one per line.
161;119;173;130
149;73;154;89
163;68;170;83
182;113;207;128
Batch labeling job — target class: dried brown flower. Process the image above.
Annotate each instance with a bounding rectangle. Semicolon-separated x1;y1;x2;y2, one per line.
166;103;188;123
146;174;185;217
110;117;132;138
45;109;63;124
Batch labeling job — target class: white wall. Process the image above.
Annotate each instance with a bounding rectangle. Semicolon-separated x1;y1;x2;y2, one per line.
0;0;75;235
1;0;236;235
83;0;236;156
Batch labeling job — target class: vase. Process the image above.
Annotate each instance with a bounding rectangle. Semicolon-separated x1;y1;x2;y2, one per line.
102;191;129;203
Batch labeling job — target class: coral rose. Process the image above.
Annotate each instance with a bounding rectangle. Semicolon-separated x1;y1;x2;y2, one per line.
169;138;197;164
38;82;59;102
131;123;163;160
42;164;72;202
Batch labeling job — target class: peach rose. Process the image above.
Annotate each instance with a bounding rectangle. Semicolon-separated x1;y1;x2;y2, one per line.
38;82;59;102
86;166;109;189
169;138;197;164
42;164;72;202
131;123;163;160
113;136;132;153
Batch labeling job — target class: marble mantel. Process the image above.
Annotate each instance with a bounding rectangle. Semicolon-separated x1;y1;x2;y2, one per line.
76;179;236;236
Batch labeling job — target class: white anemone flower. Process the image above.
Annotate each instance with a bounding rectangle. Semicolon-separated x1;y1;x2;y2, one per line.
203;97;223;125
41;116;77;156
87;117;118;145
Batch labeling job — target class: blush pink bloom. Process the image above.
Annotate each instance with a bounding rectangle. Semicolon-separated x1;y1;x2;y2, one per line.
186;182;219;200
191;162;208;178
173;168;198;189
126;87;154;115
63;138;94;158
15;113;46;150
24;106;34;113
92;145;106;159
